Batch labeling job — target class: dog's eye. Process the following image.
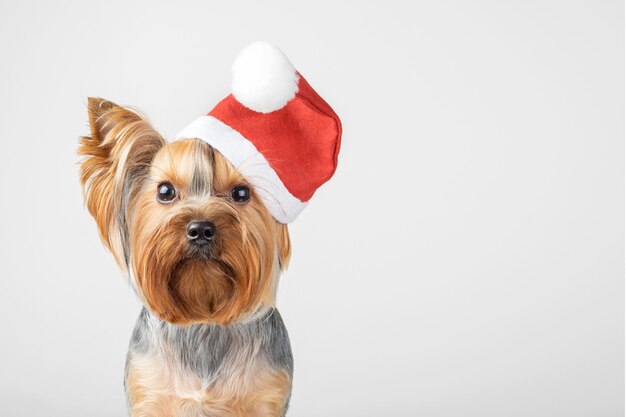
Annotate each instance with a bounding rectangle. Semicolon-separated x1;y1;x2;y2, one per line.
157;182;177;203
231;185;250;204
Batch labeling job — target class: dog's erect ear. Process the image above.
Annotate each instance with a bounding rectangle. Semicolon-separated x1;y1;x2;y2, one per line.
79;97;165;269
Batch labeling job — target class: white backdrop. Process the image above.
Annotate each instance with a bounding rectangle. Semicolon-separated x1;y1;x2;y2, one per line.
0;1;623;416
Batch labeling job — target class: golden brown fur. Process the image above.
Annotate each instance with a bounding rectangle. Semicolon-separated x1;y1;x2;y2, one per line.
79;99;166;268
130;139;289;324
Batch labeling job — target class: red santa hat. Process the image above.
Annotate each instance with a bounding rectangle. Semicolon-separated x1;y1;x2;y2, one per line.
176;41;342;223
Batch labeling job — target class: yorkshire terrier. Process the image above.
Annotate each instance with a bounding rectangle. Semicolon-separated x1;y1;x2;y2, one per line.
78;42;340;417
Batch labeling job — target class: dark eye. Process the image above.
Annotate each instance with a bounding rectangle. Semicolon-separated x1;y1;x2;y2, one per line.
231;185;250;204
157;182;176;203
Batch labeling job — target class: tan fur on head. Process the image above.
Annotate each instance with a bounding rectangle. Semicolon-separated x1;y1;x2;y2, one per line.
79;98;291;325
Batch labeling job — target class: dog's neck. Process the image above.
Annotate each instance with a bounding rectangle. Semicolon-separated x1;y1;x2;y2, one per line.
128;307;293;382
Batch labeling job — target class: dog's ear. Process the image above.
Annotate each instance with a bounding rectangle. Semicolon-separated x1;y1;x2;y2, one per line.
79;97;165;269
276;223;291;270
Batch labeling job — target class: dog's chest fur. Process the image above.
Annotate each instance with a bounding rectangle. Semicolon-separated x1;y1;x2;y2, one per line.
125;308;293;417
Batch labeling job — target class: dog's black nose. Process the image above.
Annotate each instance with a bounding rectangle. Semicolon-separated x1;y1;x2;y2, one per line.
187;221;216;245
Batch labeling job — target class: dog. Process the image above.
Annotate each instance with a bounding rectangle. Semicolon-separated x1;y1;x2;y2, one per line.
78;42;341;417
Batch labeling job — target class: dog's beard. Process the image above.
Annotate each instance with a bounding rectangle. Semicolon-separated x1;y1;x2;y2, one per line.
168;258;235;319
129;204;278;325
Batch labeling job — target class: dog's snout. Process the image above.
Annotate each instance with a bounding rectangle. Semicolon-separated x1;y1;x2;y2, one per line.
187;221;216;245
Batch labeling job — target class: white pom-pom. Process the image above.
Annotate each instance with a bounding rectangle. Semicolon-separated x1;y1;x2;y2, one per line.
231;42;299;113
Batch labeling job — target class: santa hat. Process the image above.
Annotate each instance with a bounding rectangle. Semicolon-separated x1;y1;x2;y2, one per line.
176;42;342;223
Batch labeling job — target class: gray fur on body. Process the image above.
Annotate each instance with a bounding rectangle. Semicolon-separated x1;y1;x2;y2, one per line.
125;307;293;403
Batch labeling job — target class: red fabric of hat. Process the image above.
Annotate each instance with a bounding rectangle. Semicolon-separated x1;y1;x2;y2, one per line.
177;42;342;223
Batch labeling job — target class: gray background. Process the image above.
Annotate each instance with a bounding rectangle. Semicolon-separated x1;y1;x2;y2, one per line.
0;1;623;416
